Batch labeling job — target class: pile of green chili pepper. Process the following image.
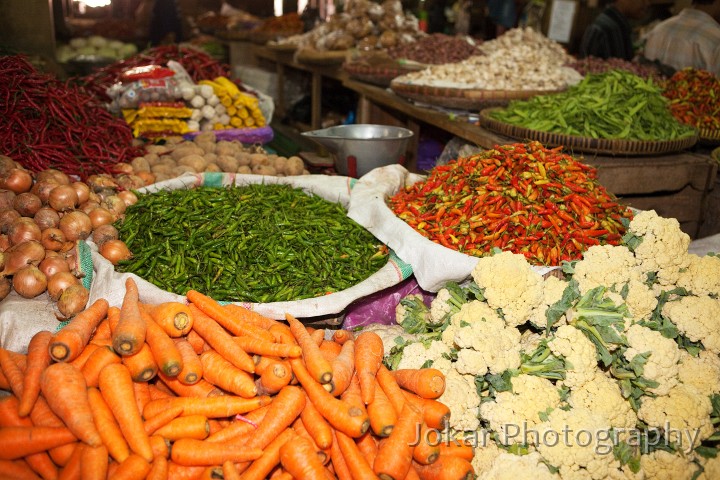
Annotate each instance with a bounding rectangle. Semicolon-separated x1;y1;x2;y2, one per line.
662;68;720;132
115;184;388;303
388;142;634;266
489;70;696;141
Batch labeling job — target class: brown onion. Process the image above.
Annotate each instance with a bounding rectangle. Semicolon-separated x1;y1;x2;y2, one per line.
88;207;116;229
91;224;119;246
2;168;33;193
12;264;47;298
0;156;16;177
41;228;66;251
58;211;92;242
8;218;42;245
38;255;70;278
116;174;145;191
79;200;101;214
117;190;139;207
0;209;21;234
48;185;78;212
0;251;4;271
102;195;126;216
136;171;156;186
47;271;78;301
3;240;45;275
32;180;59;204
71;182;90;204
36;169;69;185
0;276;10;301
87;191;101;204
87;174;118;192
13;192;42;217
0;190;15;210
57;283;89;318
113;162;134;175
0;234;9;252
44;250;61;258
34;207;61;230
99;239;132;265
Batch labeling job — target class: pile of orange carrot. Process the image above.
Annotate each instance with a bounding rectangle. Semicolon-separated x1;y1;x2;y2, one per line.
0;277;475;480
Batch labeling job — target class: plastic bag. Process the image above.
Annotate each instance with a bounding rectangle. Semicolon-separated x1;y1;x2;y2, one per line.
343;277;434;329
107;77;182;111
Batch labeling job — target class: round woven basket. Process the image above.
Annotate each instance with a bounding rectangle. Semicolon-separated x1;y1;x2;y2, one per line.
295;48;349;66
343;61;425;88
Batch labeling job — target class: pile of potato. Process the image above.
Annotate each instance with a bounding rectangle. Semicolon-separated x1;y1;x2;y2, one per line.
128;132;309;183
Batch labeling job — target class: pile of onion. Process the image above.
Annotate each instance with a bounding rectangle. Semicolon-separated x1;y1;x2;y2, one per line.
0;163;141;319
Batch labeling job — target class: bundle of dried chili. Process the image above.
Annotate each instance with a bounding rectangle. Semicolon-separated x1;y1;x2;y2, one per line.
388;142;633;266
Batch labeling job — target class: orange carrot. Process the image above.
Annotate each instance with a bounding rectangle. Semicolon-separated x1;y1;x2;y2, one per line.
373;400;424;480
319;340;342;361
205;404;270;442
142;395;271;420
332;329;354;345
113;278;146;356
121;342;158;382
28;396;77;467
187;290;274;342
292;418;329;465
49;299;109;362
437;441;474;462
412;455;474;480
0;367;10;391
188;304;255;373
174;338;203;385
91;318;112;345
405;466;421;480
336;430;379;480
222;460;241;480
98;363;154;462
56;443;82;480
133;381;151;417
141;306;183;377
157;371;222;398
340;373;368;418
328;430;353;480
155;414;210;441
166;463;209;480
234;335;302;358
80;444;108;480
285;313;333;385
376;365;406;415
143;302;193;337
147;383;173;401
356;431;379;469
299;392;333;450
238;428;295;480
224;303;281;330
146;456;169;480
143;405;184;435
279;433;327;479
402;392;451;431
391;369;446;399
80;345;121;388
310;328;325;346
185;330;207;354
255;360;293;395
355;331;384;405
244;385;306;452
0;459;42;480
368;377;398;437
413;423;440;465
17;331;52;418
291;358;369;438
254;355;282;375
149;435;170;459
0;426;77;460
0;347;26;397
68;342;100;371
87;386;130;463
111;454;152;480
39;362;102;447
171;438;263;466
200;349;257;398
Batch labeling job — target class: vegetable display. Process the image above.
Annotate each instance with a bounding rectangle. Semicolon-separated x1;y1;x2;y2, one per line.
389;142;633;266
0;56;141;178
0;284;467;479
488;70;697;141
662;68;720;133
385;210;720;478
568;56;666;82
116;184;388;303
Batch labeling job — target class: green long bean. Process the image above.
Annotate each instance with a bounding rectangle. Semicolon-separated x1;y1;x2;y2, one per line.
115;184;388;303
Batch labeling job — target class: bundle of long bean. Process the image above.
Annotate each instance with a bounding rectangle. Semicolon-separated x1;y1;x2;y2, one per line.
389;142;634;266
0;56;141;179
115;184;388;303
489;70;696;141
662;68;720;132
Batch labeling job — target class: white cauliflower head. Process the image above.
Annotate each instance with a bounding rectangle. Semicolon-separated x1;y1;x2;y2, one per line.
548;325;600;389
661;295;720;354
471;251;544;327
439;369;481;432
529;275;570;330
677;350;720;397
623;324;681;397
396;339;451;371
568;372;637;430
676;254;720;296
623;279;658;322
472;440;503;475
480;451;561;480
639;449;699;480
572;244;640;295
697;455;720;480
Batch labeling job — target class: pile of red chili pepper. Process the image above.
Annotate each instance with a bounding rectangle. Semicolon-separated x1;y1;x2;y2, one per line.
388;142;634;266
79;45;231;102
0;55;141;179
662;68;720;132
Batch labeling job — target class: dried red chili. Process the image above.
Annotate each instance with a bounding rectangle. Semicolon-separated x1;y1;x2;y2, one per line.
663;68;720;131
388;142;634;266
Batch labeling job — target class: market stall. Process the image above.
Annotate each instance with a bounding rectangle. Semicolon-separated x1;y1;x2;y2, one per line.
1;0;720;478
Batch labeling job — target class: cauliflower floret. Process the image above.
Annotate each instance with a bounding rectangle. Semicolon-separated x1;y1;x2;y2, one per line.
661;295;720;354
623;324;681;396
639;449;698;480
623;279;658;322
637;383;714;448
471;251;543;327
438;369;481;431
676;254;720;296
429;287;453;326
529;275;569;330
452;301;522;375
697;455;720;480
480;452;561;480
548;325;599;389
472;440;503;474
480;375;562;445
358;323;417;357
396;340;451;371
572;244;641;294
677;350;720;397
568;372;637;430
535;407;620;480
394;294;430;330
627;210;691;286
520;330;544;353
